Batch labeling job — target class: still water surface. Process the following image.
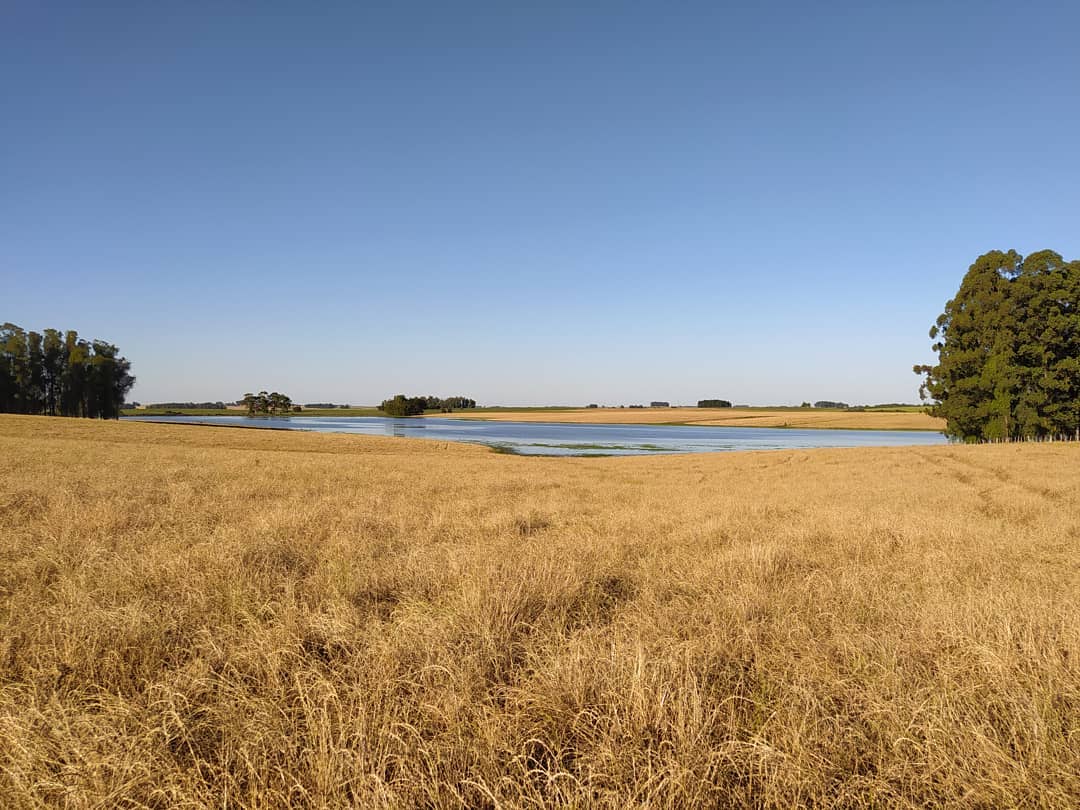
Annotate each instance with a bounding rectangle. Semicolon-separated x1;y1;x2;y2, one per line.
126;415;947;456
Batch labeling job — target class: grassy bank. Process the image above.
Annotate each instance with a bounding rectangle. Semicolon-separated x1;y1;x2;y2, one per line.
1;415;1076;807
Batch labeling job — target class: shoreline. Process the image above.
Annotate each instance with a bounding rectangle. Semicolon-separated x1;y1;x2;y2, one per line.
122;414;946;457
122;408;941;434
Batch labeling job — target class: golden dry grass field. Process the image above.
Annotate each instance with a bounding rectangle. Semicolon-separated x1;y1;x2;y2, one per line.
443;407;946;432
1;414;1077;808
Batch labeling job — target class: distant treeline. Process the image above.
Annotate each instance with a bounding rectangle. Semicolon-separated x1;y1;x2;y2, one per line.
304;403;352;409
428;396;476;410
144;401;228;409
802;401;922;410
698;399;733;408
380;394;477;417
1;323;134;419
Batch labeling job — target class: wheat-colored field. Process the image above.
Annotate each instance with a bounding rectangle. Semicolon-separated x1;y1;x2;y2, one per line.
444;407;946;431
1;414;1077;808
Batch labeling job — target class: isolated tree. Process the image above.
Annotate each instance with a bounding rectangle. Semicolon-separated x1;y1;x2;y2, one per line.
915;249;1080;441
268;392;292;413
241;391;294;415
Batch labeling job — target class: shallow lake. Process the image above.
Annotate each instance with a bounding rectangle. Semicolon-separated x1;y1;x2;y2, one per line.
125;415;947;456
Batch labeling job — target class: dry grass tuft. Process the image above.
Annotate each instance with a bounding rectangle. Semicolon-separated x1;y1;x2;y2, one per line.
0;414;1077;808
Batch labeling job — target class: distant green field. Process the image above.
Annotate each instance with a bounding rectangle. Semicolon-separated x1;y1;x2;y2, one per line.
121;406;573;418
122;404;930;418
123;407;384;417
454;406;588;413
122;408;241;417
122;406;609;419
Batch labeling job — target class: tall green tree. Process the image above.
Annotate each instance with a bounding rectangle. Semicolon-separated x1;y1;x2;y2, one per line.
0;323;134;418
26;331;45;415
1;324;31;414
86;340;134;419
42;329;64;416
1;324;20;412
915;250;1080;441
61;331;89;417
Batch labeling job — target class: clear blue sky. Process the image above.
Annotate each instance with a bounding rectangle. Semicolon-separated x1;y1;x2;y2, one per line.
4;2;1078;406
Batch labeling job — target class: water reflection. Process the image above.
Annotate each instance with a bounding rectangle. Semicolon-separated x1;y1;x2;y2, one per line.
125;415;947;457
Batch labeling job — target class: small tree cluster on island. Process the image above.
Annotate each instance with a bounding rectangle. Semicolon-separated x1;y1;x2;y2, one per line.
1;323;135;419
379;395;426;417
915;249;1080;442
241;391;295;415
379;394;477;417
425;395;476;411
698;399;732;408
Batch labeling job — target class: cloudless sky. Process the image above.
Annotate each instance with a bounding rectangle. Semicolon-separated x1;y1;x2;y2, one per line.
4;1;1079;406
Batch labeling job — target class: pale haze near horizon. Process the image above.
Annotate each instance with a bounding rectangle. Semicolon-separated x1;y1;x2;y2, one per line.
3;2;1078;407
